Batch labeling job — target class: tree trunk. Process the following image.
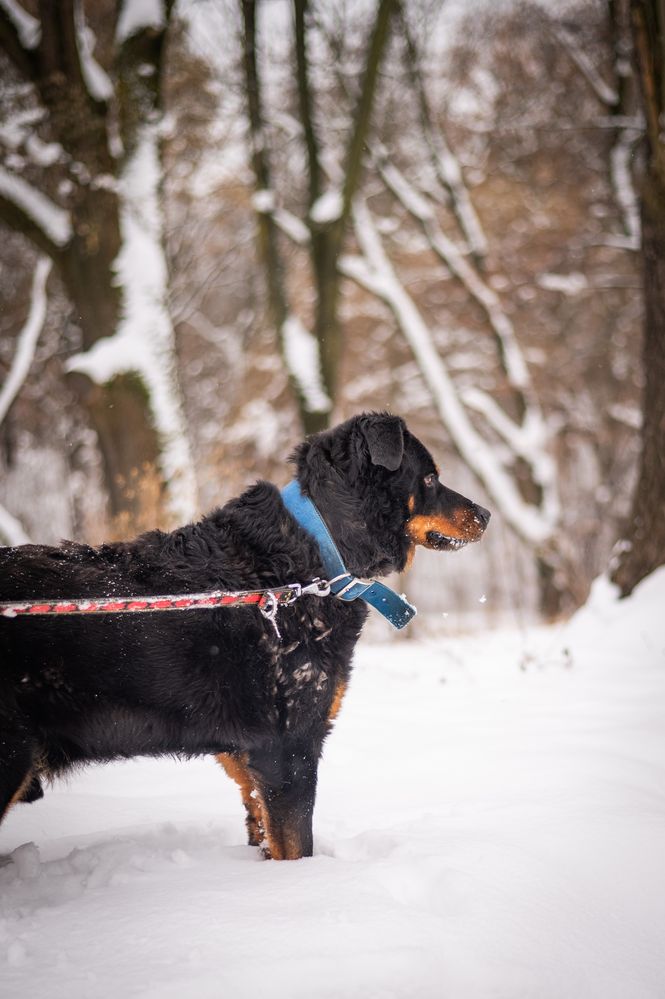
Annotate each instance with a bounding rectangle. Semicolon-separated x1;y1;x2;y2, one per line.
59;184;162;522
612;174;665;593
611;0;665;594
242;0;397;434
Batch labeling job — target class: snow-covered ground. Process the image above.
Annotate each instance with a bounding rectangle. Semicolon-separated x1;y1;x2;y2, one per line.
1;571;664;998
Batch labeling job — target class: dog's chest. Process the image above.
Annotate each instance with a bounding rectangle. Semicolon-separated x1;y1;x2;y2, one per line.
258;602;359;733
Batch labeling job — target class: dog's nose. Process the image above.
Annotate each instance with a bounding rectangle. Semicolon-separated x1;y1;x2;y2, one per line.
475;505;491;528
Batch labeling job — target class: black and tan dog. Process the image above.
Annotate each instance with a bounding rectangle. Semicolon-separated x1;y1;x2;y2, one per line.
0;413;489;859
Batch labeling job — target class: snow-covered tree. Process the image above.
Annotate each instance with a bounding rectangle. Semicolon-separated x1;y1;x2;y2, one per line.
240;0;398;434
0;0;196;525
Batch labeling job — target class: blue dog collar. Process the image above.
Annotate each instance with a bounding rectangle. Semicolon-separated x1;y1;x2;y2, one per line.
281;480;416;630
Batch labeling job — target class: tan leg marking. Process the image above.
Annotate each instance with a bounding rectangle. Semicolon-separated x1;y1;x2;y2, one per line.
328;679;348;726
217;752;266;847
7;770;35;813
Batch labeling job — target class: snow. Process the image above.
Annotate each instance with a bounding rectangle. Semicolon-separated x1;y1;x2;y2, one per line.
115;0;165;44
310;189;343;225
0;167;72;248
24;136;64;168
1;569;664;997
536;271;589;295
610;134;641;250
251;188;276;213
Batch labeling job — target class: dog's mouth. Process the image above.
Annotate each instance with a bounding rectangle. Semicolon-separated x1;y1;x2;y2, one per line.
425;531;469;552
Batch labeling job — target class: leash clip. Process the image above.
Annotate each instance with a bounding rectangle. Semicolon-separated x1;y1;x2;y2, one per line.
300;577;331;598
258;591;282;640
259;577;332;640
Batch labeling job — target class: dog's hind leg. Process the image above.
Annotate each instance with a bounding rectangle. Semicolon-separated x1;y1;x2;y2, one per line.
217;752;265;847
0;724;38;825
15;775;44;805
246;739;320;860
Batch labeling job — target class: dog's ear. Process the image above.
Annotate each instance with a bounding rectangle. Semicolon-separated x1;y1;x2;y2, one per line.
359;413;405;471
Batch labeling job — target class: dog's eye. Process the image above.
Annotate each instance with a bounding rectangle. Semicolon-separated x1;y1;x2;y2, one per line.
424;473;437;488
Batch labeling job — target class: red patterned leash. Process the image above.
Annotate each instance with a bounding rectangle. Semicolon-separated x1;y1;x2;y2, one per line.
0;578;332;640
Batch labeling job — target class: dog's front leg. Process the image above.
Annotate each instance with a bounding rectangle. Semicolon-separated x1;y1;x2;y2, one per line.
246;739;320;860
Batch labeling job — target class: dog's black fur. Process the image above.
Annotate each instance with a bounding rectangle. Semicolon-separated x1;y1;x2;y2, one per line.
0;413;489;859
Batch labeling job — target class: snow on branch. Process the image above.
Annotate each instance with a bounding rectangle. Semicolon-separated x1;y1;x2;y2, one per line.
66;126;197;523
0;256;51;425
0;256;51;545
549;25;619;108
74;0;113;102
428;131;488;260
461;386;559;527
395;13;489;260
273;207;309;245
0;0;40;49
609;132;640;248
378;158;531;393
341;200;559;547
0;166;72;248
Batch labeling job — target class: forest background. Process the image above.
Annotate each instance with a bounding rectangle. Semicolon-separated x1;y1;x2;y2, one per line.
1;0;663;628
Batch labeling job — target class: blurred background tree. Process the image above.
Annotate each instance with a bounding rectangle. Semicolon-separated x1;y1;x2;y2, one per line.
611;0;665;596
1;0;658;625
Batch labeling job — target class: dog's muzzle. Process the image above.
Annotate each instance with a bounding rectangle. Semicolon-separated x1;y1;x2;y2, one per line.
425;531;469;551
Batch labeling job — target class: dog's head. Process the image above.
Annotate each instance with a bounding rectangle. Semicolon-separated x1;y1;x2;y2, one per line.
291;412;490;578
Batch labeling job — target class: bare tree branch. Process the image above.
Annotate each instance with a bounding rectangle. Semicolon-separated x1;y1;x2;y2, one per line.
0;255;51;545
376;156;532;400
336;0;398;235
294;0;322;210
549;23;619;107
0;256;51;424
398;9;488;263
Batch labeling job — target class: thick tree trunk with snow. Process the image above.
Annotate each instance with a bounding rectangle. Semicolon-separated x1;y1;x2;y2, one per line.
611;0;665;595
56;164;162;522
0;0;195;527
